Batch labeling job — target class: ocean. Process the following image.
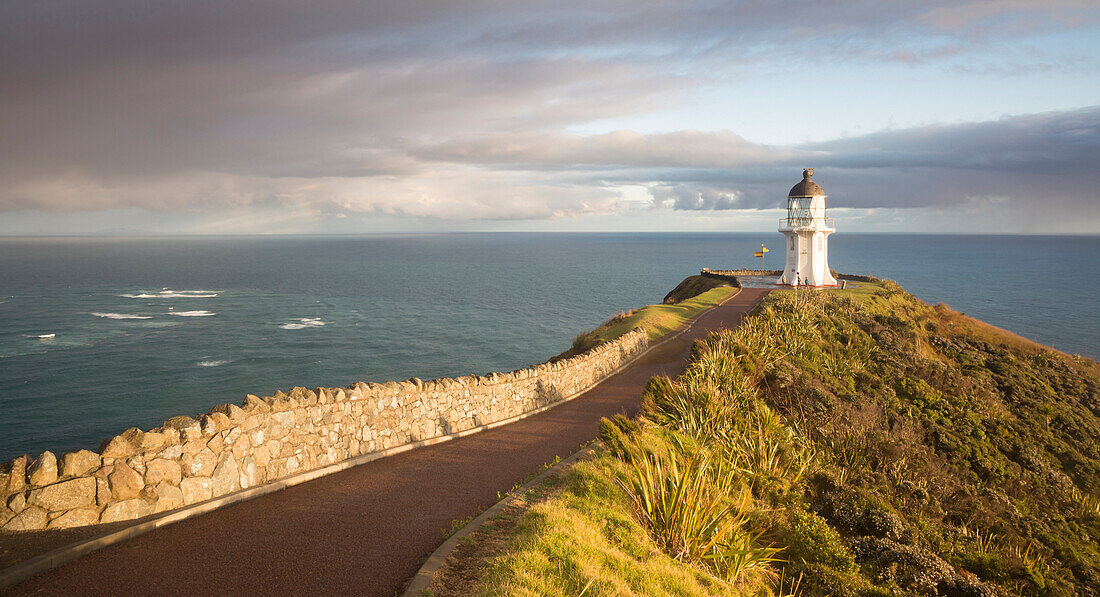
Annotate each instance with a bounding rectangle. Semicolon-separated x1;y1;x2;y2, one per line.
1;233;1097;461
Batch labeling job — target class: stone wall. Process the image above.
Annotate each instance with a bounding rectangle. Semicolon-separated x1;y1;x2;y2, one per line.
0;329;648;531
701;268;782;277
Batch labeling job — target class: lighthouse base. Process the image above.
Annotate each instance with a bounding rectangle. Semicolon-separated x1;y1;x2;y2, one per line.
778;227;836;288
775;280;839;288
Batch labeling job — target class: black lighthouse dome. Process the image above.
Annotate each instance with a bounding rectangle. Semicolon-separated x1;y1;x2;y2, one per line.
788;168;825;197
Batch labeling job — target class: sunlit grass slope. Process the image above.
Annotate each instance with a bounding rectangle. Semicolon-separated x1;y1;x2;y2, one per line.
559;287;739;360
476;455;742;597
477;280;1100;596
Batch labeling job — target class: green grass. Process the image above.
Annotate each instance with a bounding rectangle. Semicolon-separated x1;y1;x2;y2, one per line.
566;287;739;356
476;453;749;597
473;278;1100;596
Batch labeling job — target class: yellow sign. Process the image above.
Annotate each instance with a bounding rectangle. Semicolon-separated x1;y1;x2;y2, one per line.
760;245;769;253
753;251;764;257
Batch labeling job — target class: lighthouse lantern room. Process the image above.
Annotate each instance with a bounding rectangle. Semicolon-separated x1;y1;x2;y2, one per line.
778;169;838;287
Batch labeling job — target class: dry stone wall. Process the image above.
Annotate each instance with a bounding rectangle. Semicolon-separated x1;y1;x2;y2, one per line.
701;268;782;277
0;329;648;531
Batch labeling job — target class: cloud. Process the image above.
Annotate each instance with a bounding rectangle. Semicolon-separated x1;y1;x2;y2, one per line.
625;107;1100;214
416;130;798;169
919;0;1100;32
650;185;744;211
408;106;1100;216
0;1;1097;230
803;106;1100;208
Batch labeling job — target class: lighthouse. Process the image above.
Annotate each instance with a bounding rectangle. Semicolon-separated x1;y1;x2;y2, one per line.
778;168;837;287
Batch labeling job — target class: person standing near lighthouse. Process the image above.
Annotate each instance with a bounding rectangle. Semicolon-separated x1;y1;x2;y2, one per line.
778;168;838;287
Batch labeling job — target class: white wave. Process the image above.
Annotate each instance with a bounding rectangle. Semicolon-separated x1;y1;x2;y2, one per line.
92;312;152;320
171;310;216;317
197;360;228;367
279;317;327;330
120;289;219;299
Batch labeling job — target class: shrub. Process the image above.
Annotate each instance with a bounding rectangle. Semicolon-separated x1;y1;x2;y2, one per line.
956;551;1008;582
779;507;859;574
816;488;907;542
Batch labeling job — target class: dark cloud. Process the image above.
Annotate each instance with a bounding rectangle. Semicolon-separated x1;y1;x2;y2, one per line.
803;107;1100;209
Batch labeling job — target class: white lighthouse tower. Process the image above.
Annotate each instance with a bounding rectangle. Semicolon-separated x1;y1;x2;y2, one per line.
778;168;837;287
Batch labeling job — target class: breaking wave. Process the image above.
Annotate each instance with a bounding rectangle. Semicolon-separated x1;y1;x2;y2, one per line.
196;360;229;367
91;312;152;320
279;317;327;330
120;289;219;299
170;310;216;317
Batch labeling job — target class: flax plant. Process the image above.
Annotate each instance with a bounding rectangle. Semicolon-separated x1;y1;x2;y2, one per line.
619;443;743;563
617;439;778;583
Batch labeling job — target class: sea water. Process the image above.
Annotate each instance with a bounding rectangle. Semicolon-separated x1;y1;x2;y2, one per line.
1;233;1097;460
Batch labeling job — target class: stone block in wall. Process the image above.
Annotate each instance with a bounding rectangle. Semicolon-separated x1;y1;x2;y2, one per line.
210;402;247;423
207;432;224;455
145;458;182;486
60;450;101;477
283;455;301;474
222;426;242;445
95;476;110;506
27;451;58;486
108;462;144;501
8;491;27;513
211;452;239;497
244;394;270;413
27;477;96;511
181;449;217;478
320;388;336;404
153;483;184;513
272;410;294;430
2;505;47;531
164;416;202;442
125;457;146;476
47;507;99;529
139;430;170;452
156;444;183;461
101;498;151;523
3;455;27;494
207;412;233;432
239;415;261;433
230;434;250;462
180;477;213;505
239;457;258;489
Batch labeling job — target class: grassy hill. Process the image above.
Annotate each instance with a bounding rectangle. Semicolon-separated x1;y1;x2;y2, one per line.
466;281;1100;596
662;274;740;304
553;286;739;361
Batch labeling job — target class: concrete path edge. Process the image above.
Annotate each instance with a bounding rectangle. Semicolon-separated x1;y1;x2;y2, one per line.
0;287;741;591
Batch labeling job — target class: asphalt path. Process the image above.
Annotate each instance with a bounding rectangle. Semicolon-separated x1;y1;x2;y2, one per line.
5;288;770;597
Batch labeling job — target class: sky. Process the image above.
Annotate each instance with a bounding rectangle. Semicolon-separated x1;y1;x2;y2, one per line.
1;1;1098;235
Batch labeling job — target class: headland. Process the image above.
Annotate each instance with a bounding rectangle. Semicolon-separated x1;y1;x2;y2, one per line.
425;278;1100;597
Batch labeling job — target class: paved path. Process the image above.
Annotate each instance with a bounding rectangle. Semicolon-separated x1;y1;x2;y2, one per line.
5;288;770;597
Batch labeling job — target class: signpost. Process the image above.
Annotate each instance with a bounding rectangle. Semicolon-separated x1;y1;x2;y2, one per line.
753;243;769;270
